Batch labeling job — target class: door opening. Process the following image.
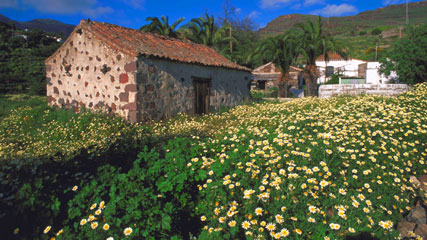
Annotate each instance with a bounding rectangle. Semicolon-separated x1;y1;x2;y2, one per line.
193;77;211;115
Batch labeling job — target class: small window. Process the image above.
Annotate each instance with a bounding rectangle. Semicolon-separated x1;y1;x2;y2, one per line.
326;66;334;77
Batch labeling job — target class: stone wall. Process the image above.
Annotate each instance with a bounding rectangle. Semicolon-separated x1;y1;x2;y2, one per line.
319;84;410;98
45;28;138;121
135;57;251;121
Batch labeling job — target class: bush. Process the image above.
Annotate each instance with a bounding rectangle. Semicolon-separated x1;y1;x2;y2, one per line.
266;86;278;98
380;24;427;85
371;28;382;36
53;139;204;239
359;31;367;36
322;74;340;85
0;106;148;239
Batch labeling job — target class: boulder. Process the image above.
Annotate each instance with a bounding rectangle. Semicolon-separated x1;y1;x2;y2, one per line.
414;224;427;237
397;219;416;238
407;206;427;224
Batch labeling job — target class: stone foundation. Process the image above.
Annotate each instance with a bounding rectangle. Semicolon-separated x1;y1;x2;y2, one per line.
319;84;410;98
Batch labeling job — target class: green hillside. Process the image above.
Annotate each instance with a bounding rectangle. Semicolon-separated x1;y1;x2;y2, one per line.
258;1;427;60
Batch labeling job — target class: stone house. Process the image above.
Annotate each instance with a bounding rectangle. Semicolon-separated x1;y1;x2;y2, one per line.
45;20;251;122
251;62;302;90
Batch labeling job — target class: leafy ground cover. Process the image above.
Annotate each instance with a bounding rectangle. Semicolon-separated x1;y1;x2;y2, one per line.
0;94;45;119
2;83;427;239
0;101;148;239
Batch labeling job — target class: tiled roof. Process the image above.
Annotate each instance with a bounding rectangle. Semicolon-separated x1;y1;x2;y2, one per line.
316;52;348;61
53;20;250;72
252;62;302;74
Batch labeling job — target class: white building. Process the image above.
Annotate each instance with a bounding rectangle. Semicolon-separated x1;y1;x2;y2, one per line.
360;62;397;84
316;52;396;84
315;52;366;84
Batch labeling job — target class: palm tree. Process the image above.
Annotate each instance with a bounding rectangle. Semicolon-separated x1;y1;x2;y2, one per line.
186;14;233;48
296;16;346;96
255;32;301;97
139;16;185;38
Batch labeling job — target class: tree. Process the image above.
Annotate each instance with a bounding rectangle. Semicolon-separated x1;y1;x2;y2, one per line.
380;24;427;85
255;32;301;97
186;14;232;48
296;17;345;96
139;16;185;38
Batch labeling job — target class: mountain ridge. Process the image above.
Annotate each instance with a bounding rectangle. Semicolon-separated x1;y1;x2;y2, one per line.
0;14;75;36
258;1;427;36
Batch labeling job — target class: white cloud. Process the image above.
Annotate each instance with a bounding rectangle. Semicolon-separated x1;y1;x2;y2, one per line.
311;3;358;17
235;8;242;14
382;0;406;5
0;0;18;8
248;10;260;18
19;0;114;17
304;0;325;6
291;3;301;9
82;6;114;18
260;0;293;9
123;0;144;10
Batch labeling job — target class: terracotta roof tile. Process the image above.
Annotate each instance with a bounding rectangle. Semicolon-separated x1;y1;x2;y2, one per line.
316;52;348;61
252;62;302;74
73;20;250;72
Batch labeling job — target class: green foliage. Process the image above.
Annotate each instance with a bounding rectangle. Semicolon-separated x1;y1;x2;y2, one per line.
371;28;382;36
380;24;427;84
255;31;301;83
56;139;203;239
250;90;264;100
0;94;45;119
296;16;344;96
186;13;232;48
0;106;148;239
139;16;185;38
359;31;367;35
0;23;61;95
2;84;427;239
322;74;341;85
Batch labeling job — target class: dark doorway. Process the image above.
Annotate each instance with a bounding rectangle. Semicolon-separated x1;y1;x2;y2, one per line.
193;77;211;115
258;80;266;90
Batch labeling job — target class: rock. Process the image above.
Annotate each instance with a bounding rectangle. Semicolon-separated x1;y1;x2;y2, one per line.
410;175;421;189
407;206;427;224
418;175;427;192
397;219;417;238
414;224;427;237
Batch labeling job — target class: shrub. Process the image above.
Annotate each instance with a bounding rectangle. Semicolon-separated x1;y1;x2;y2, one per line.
0;106;148;239
323;74;340;85
53;139;204;239
380;24;427;85
266;86;278;98
371;28;382;36
359;31;367;36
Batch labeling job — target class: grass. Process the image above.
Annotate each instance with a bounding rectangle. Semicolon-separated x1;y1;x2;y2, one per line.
0;94;46;119
2;84;427;239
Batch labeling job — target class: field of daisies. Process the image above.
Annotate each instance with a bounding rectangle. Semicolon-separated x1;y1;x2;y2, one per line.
1;83;427;240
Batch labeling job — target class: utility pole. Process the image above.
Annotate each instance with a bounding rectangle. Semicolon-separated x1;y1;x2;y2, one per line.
375;42;378;61
406;0;409;25
229;23;233;53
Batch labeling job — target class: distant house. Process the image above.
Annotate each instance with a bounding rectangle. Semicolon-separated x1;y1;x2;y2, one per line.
315;52;366;84
45;20;251;122
358;62;397;84
251;62;302;90
316;52;395;84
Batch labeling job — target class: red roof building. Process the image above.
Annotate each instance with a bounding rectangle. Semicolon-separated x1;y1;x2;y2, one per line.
45;20;251;122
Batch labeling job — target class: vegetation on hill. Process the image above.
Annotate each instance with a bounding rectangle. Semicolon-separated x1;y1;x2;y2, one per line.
257;1;427;61
1;83;426;239
0;22;62;94
0;13;75;37
380;24;427;84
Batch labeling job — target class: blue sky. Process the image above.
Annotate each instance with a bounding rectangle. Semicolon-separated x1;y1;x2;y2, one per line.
0;0;421;29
